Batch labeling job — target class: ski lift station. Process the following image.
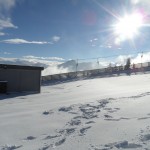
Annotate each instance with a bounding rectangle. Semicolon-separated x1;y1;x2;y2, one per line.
0;64;44;94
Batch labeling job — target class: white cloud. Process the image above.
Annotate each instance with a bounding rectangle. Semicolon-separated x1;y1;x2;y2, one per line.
22;56;67;75
95;44;113;49
131;0;139;4
1;38;52;44
0;18;17;34
43;65;69;76
131;0;150;14
0;56;61;66
3;52;11;55
0;52;150;76
116;55;133;65
0;56;67;76
131;0;150;5
117;47;122;50
132;52;150;64
52;36;61;42
0;0;18;34
0;18;17;30
0;31;5;36
0;0;16;11
24;55;65;61
115;52;150;65
99;45;104;47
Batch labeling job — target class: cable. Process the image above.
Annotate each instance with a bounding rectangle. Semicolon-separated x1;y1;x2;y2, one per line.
72;50;150;62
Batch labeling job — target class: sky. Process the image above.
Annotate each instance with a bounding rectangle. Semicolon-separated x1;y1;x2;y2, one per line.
0;0;150;62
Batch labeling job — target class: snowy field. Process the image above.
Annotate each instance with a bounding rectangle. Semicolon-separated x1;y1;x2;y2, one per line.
0;74;150;150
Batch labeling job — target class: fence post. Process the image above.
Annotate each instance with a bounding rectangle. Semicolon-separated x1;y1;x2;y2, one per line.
141;52;143;72
76;59;78;76
97;58;100;74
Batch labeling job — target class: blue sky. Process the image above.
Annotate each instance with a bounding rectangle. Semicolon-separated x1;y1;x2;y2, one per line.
0;0;150;61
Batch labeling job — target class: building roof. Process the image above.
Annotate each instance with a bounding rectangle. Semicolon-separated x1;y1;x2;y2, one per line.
0;64;44;71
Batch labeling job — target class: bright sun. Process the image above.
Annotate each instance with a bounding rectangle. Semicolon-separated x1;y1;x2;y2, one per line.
114;12;143;44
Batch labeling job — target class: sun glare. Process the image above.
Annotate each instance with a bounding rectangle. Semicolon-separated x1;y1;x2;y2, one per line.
114;12;143;44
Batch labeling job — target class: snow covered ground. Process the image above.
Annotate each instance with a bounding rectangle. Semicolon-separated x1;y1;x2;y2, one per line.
0;74;150;150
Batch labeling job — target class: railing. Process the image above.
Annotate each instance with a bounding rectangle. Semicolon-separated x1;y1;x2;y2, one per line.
42;62;150;83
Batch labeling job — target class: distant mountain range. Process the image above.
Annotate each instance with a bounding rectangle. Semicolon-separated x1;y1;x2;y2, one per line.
0;52;150;76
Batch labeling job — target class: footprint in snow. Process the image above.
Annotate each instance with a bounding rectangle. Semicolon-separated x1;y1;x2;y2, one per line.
138;117;150;120
85;121;95;124
1;145;22;150
58;128;76;136
43;110;53;115
55;138;66;146
68;112;78;114
92;141;142;149
58;106;72;112
104;118;120;121
24;136;36;140
141;134;150;142
76;85;82;87
38;145;50;150
44;134;61;140
80;126;91;136
68;119;81;126
19;97;26;99
104;114;113;118
105;117;130;121
114;141;142;149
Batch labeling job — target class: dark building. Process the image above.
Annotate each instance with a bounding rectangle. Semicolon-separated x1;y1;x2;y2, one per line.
0;64;44;93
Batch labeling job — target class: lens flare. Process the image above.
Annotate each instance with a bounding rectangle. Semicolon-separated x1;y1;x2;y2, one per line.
114;12;143;44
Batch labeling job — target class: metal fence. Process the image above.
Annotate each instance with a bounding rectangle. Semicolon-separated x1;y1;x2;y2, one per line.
43;52;149;75
42;61;150;83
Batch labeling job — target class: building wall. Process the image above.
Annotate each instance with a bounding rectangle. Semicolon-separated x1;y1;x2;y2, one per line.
0;69;41;93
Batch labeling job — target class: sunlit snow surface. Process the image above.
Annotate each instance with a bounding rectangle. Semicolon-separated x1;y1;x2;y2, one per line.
0;74;150;150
